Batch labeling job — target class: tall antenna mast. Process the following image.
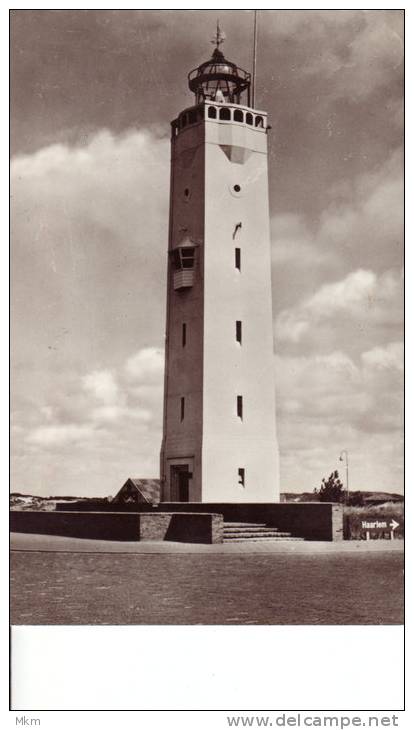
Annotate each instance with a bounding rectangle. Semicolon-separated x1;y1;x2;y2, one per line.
252;10;258;108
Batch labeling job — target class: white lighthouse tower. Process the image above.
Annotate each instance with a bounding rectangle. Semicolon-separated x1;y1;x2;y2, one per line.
160;28;280;503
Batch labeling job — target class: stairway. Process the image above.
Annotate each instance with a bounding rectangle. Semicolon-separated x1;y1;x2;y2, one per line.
223;521;304;543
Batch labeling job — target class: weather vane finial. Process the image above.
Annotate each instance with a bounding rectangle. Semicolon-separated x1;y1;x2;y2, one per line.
211;19;226;49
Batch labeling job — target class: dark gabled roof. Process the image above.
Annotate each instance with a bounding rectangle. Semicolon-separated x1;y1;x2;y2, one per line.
129;478;161;504
112;478;161;505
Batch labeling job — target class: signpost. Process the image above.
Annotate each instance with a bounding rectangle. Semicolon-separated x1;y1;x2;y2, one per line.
362;518;400;540
389;519;400;540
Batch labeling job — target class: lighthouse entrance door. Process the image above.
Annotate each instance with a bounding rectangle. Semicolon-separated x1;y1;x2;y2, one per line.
170;464;192;502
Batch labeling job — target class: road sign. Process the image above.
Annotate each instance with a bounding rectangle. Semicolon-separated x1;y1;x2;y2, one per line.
361;518;401;540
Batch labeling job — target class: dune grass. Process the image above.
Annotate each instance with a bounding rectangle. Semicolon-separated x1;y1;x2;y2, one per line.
344;502;404;539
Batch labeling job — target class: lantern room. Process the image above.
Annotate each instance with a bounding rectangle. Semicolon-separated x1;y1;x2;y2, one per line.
188;47;251;106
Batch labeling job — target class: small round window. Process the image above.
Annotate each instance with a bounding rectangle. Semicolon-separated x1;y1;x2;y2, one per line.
229;183;243;198
183;187;191;202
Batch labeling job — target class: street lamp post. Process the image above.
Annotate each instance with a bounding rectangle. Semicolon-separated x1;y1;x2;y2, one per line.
339;450;349;504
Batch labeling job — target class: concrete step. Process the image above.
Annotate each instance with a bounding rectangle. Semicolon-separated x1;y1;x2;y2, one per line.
223;529;293;538
223;536;305;542
222;520;304;542
224;522;268;528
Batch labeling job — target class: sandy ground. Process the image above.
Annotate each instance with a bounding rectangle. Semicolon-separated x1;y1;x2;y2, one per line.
10;531;404;554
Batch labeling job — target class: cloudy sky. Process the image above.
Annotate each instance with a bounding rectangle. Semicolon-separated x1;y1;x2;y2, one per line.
11;9;403;497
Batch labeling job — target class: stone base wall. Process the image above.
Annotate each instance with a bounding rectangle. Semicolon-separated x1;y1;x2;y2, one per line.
139;513;223;544
50;502;343;541
10;510;140;541
10;511;223;544
157;502;343;541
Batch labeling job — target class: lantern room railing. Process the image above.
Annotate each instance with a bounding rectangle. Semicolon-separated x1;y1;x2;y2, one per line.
171;101;267;138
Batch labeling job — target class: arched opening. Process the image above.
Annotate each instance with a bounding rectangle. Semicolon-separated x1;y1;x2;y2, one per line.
255;115;264;128
219;107;231;121
246;113;253;126
208;106;217;119
233;109;244;123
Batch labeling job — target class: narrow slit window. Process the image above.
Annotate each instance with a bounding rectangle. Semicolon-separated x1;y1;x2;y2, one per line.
182;323;187;347
180;397;185;422
236;320;242;344
237;395;243;420
238;468;245;487
235;248;241;271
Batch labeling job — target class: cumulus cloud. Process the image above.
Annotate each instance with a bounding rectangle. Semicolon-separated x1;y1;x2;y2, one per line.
27;423;97;446
275;268;403;347
301;11;403;100
23;346;164;458
306;269;377;313
271;213;338;268
320;149;403;263
271;148;403;319
11;128;169;381
275;341;403;491
276;344;402;424
82;369;120;405
361;342;404;371
11;127;170;494
125;347;164;382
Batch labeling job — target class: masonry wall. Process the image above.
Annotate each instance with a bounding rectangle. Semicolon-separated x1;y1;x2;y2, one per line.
160;102;280;504
139;513;223;544
202;114;280;502
54;501;343;540
160;123;205;502
10;510;223;544
55;501;153;511
158;502;343;541
10;511;141;541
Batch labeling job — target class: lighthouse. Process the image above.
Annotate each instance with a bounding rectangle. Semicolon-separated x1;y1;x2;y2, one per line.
160;28;280;503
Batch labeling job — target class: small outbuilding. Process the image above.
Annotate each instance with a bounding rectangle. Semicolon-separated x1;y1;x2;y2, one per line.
111;478;161;506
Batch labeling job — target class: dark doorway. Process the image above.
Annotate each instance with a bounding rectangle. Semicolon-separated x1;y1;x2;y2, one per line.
170;464;192;502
